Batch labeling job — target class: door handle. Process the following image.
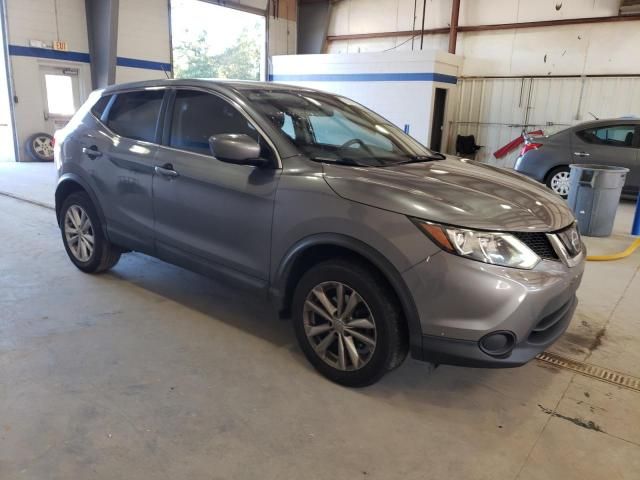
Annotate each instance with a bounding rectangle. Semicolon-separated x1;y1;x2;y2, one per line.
154;163;179;178
573;151;590;157
82;145;102;159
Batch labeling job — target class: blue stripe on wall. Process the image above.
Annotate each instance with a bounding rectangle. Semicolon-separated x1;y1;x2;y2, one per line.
9;45;171;72
9;45;91;63
116;57;171;72
268;72;458;84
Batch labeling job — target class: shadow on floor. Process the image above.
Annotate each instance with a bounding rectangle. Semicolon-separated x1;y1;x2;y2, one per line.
104;249;559;408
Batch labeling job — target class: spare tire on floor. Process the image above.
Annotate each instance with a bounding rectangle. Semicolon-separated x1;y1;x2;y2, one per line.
25;133;54;162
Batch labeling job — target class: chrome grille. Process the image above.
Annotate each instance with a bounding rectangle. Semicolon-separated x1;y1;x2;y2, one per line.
555;223;583;257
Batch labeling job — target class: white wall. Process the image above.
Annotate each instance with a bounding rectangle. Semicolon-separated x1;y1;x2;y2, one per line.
4;0;174;160
0;3;14;162
268;17;297;57
5;0;91;161
272;50;461;146
326;0;640;162
116;0;171;83
327;0;640;77
450;76;640;167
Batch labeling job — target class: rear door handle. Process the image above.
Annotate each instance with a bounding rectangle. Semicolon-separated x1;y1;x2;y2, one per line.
573;151;590;157
82;145;102;159
154;163;179;178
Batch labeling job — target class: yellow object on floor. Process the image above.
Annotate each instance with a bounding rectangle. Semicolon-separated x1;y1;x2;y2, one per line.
586;238;640;261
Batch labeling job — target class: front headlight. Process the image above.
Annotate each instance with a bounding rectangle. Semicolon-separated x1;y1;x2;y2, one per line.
412;219;540;270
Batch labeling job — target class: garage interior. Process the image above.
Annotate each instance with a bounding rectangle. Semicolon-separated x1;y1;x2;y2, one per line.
1;0;640;479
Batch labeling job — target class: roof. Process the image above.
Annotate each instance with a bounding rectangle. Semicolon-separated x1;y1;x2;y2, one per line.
572;117;640;129
101;78;320;95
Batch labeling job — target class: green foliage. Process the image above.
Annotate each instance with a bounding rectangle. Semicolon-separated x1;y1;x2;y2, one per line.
173;26;262;80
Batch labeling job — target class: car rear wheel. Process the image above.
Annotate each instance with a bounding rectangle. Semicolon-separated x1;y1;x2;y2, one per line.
60;192;121;273
292;259;408;387
546;166;571;197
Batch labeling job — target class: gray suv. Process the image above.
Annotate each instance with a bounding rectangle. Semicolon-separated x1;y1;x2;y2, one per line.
55;80;585;386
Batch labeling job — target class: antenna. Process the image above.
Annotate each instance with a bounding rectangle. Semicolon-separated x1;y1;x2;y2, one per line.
160;64;171;80
588;112;599;120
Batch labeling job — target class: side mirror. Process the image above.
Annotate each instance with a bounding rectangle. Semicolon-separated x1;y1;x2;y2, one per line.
209;134;268;167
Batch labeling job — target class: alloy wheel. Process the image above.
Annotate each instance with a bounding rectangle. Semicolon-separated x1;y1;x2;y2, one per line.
550;170;571;196
33;135;54;158
64;205;95;262
303;281;377;371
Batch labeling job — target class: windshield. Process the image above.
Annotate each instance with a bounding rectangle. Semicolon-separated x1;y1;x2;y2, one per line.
245;89;441;166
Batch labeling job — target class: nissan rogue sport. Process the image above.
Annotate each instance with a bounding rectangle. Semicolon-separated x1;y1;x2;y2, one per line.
54;80;585;387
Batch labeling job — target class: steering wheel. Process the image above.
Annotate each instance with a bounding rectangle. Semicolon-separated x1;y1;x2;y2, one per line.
339;138;377;155
337;138;385;165
340;138;367;150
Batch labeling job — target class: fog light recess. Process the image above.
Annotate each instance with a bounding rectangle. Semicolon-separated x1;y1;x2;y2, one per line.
479;331;516;358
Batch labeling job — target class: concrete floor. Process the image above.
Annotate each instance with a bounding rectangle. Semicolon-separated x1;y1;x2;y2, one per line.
1;163;640;479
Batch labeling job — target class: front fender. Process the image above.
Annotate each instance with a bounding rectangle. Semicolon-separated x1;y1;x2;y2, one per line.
270;233;424;358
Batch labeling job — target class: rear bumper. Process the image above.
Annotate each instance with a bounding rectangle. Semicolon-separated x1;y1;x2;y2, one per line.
513;155;547;183
417;295;576;367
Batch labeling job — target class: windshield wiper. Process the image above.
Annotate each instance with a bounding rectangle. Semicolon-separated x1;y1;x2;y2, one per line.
396;153;446;164
310;156;359;166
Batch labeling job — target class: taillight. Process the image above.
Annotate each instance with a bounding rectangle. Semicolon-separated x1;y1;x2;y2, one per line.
520;142;542;156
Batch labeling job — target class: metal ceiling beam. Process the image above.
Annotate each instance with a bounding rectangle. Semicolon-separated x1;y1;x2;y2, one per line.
326;14;640;43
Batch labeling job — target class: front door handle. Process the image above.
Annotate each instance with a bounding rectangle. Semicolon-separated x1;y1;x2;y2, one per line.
82;145;102;159
154;163;179;178
573;151;590;157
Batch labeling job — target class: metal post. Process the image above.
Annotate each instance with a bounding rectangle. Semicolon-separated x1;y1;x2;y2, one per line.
448;0;461;54
632;194;640;236
85;0;119;88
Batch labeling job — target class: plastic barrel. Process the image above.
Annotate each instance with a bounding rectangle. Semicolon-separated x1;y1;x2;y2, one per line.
567;164;629;237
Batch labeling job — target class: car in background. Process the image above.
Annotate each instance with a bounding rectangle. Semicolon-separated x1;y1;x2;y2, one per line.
54;79;585;387
514;119;639;198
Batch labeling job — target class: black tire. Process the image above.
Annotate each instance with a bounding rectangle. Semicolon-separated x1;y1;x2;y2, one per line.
292;259;409;387
25;133;54;162
545;166;571;198
59;192;121;273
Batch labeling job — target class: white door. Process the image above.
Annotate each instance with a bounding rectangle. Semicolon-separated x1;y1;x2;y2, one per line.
40;65;81;134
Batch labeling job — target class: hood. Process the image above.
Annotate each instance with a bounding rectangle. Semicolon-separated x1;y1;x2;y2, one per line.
322;156;575;232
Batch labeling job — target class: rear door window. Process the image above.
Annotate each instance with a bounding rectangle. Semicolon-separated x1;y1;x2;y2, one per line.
106;90;165;143
577;124;636;148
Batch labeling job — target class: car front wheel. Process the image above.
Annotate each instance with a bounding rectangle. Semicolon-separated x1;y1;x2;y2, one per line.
546;166;571;197
292;259;408;387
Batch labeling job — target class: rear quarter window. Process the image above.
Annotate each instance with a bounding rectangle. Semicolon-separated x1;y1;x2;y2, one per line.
90;95;112;120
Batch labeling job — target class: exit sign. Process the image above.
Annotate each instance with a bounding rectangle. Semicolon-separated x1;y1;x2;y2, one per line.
52;41;68;51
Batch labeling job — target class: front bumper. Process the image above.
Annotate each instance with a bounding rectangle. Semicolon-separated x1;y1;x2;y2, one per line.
418;294;576;367
403;249;584;368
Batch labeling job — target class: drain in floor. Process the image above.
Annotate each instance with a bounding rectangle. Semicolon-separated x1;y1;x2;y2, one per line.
536;351;640;392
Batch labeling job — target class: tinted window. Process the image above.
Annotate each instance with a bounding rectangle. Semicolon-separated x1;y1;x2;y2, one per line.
107;90;164;143
169;90;273;160
577;125;636;147
91;95;112;120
